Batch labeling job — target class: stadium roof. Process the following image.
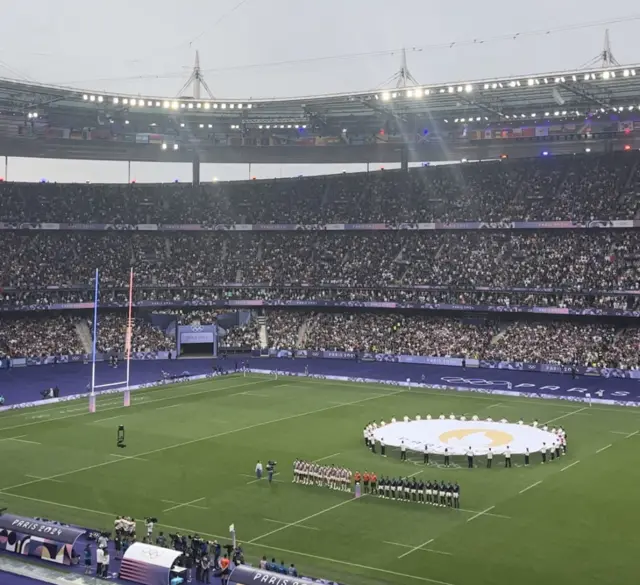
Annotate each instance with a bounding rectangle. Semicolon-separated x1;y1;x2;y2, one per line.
2;63;640;164
4;63;640;127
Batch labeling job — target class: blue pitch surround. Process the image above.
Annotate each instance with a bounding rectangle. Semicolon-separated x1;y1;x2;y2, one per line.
1;357;639;407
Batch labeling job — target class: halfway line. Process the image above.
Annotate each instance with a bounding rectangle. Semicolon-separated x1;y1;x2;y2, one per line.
596;444;612;454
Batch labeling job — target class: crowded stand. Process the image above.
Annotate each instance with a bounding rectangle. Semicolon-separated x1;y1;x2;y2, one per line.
303;313;493;356
1;152;639;224
91;314;175;354
1;230;639;293
220;320;260;349
1;308;639;368
0;315;83;357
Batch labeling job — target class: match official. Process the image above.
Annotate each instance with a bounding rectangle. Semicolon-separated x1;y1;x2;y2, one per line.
486;448;493;468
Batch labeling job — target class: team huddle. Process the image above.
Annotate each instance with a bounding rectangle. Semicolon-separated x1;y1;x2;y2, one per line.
356;471;461;508
292;459;352;491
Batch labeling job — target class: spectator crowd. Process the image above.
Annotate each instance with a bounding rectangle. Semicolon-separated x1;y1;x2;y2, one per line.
1;151;639;223
1;151;640;367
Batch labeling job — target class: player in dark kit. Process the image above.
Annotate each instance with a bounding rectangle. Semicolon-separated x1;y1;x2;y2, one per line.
390;477;397;500
440;482;448;507
427;480;435;505
446;482;454;507
453;482;460;508
417;478;425;504
378;476;386;498
411;477;418;502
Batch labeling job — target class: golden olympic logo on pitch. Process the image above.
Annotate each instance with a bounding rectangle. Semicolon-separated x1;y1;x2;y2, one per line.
438;428;514;447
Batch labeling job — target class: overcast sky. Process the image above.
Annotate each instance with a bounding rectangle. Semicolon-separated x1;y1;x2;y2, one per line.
2;0;640;183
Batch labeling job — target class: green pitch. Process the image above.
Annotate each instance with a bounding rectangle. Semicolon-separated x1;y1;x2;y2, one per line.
0;374;639;585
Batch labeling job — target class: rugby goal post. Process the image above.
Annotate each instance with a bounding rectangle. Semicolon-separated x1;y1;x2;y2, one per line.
89;268;134;412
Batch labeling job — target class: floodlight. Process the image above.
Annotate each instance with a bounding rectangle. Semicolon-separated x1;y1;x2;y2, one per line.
89;95;96;102
188;103;194;109
163;101;170;108
162;143;167;150
424;89;430;96
97;96;104;103
83;94;89;100
465;85;472;93
138;99;144;106
221;104;227;109
229;104;235;109
196;103;202;108
204;103;210;109
171;101;179;110
173;144;179;150
113;97;119;104
603;71;611;79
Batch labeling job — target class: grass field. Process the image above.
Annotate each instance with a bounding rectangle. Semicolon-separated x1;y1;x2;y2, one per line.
0;373;639;585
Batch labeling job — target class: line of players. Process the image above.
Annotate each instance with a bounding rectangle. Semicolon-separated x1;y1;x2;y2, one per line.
292;459;352;491
358;472;461;508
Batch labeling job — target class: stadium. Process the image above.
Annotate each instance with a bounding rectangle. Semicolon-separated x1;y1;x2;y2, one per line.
1;10;640;585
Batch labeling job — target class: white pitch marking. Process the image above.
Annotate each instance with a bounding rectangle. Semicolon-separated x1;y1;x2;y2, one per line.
5;437;41;445
397;538;435;559
313;452;341;463
545;406;588;425
248;496;359;543
386;541;453;557
0;435;27;442
246;472;283;485
109;453;148;462
466;506;495;523
610;431;630;435
626;430;639;439
156;404;182;410
90;414;127;423
519;480;543;494
162;497;206;513
263;518;319;531
161;499;208;510
486;403;503;409
596;444;612;454
0;377;265;433
0;387;406;493
0;490;451;585
25;475;64;484
561;460;581;472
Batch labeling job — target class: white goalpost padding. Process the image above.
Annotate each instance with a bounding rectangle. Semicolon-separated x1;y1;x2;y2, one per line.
89;268;134;411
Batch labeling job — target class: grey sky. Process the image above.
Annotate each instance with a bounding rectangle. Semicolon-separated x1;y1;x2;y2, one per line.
2;0;639;182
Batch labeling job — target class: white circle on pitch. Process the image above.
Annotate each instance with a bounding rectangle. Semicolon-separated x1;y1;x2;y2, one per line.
371;419;558;456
